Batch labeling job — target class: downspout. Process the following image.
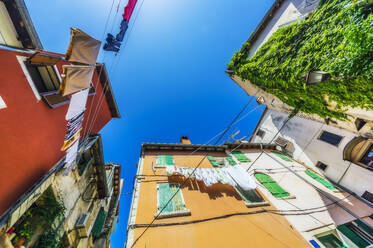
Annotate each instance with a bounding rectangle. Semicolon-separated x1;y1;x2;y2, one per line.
337;162;352;184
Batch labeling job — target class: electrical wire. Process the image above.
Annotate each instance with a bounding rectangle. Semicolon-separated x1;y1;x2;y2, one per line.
130;97;255;247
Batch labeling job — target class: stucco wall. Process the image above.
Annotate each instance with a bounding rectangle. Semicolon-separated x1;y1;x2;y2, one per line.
251;109;373;197
127;150;310;248
238;150;373;248
0;48;112;216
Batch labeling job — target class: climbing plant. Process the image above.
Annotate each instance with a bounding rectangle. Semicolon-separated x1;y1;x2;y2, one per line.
228;0;373;120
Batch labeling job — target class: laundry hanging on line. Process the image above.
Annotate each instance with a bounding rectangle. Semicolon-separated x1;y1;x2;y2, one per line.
103;0;138;52
166;165;257;190
65;88;89;120
64;140;80;175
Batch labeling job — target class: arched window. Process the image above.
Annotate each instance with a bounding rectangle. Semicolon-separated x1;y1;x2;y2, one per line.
255;173;290;198
343;137;373;170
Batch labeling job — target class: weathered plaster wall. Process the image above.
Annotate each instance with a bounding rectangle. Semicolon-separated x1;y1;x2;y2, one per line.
251;109;373;196
239;150;373;248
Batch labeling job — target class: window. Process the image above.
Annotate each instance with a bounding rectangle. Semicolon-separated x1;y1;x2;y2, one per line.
231;151;251;163
256;129;266;139
305;170;337;191
255;173;290;198
362;191;373;204
337;221;373;248
275;137;294;153
207;156;219;167
355;118;367;131
272;151;292;162
207;156;233;167
316;161;328;171
316;232;345;248
156;183;190;218
155;155;174;168
360;144;373;168
235;186;266;206
318;131;343;146
225;156;237;166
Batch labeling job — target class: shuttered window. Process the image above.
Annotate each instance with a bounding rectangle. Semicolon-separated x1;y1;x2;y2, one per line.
305;170;337;190
272;152;292;162
316;233;345;248
235;186;264;205
156;155;174;167
157;183;190;218
318;131;343;146
255;173;290;198
91;207;108;238
207;156;219;167
337;224;370;248
225;156;237;166
231;151;251;162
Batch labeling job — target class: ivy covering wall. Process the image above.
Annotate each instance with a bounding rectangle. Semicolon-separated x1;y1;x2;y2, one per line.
228;0;373;120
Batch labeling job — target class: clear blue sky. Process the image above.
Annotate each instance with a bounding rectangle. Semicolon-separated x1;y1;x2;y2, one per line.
24;0;272;247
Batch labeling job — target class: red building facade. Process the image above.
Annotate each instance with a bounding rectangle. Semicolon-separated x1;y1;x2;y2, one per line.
0;47;119;216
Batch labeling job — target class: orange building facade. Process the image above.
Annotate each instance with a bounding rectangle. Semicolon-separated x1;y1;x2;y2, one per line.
125;139;310;248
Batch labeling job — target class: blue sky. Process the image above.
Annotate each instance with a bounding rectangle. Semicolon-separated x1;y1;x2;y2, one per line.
25;0;272;247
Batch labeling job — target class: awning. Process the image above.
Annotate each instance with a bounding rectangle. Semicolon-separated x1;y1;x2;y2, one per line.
27;52;62;66
59;65;94;96
65;28;101;65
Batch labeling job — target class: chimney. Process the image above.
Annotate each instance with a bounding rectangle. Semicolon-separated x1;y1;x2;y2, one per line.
180;136;191;144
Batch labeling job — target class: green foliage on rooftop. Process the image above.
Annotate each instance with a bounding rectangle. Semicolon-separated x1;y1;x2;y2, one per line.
228;0;373;120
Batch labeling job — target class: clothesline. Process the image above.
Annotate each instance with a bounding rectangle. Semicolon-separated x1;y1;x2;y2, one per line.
166;165;257;191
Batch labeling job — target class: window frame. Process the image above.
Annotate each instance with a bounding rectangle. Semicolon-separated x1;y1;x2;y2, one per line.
234;185;269;207
256;129;266;139
155;183;191;219
316;161;328;171
318;131;344;147
315;230;345;248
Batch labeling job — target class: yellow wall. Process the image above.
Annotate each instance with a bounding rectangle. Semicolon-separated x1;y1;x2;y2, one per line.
131;151;310;248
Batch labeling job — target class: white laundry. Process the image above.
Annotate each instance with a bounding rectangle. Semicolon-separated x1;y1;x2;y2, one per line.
65;88;89;120
224;166;256;190
64;140;79;175
167;165;256;189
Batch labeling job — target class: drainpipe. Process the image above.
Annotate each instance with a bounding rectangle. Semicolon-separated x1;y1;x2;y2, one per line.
337;162;352;184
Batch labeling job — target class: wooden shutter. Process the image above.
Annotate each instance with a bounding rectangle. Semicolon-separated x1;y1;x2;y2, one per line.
337;224;369;248
231;151;251;162
305;170;337;190
272;152;292;162
255;173;290;198
207;156;219;167
225;156;237;166
157;183;186;213
156;155;174;167
91;207;108;238
27;52;62;66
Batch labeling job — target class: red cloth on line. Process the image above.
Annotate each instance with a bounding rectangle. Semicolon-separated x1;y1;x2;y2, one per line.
122;0;138;22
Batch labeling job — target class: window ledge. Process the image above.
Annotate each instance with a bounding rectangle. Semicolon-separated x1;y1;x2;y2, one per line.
278;195;296;200
245;201;270;208
155;209;191;219
154;166;167;169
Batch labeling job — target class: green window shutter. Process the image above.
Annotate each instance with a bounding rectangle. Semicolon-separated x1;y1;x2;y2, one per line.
337;224;369;248
231;151;251;162
354;219;373;236
305;170;337;190
158;183;186;214
91;207;108;238
225;156;237;166
156;155;174;167
207;156;219;167
255;173;290;198
272;152;292;162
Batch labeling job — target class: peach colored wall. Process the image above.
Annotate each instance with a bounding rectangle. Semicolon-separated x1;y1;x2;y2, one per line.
130;151;310;248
